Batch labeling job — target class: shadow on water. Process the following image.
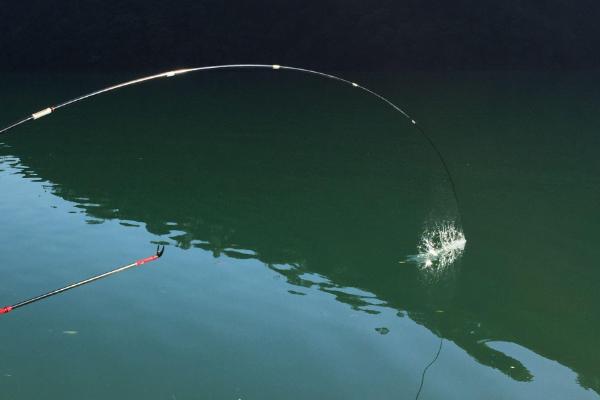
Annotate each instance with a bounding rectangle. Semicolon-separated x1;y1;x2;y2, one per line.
1;71;598;396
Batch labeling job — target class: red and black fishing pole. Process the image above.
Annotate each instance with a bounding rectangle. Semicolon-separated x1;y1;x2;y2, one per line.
0;64;463;316
0;245;164;315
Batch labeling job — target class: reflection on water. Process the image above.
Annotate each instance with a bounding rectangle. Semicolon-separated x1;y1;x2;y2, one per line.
1;71;599;399
2;147;595;398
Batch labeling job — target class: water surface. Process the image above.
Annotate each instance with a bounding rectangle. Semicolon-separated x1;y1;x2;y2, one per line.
1;70;598;399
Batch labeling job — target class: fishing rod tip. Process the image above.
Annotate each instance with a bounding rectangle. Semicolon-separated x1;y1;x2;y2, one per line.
156;245;165;258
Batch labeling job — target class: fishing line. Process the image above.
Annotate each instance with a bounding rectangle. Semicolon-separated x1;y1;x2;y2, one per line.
415;335;444;400
0;64;462;222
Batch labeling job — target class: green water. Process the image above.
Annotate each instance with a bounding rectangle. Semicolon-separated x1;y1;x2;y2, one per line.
0;70;598;399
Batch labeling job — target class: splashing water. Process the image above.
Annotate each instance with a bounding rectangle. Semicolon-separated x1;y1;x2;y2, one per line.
405;221;466;272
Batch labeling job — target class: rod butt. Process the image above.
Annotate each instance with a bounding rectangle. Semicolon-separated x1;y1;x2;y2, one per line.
0;306;13;314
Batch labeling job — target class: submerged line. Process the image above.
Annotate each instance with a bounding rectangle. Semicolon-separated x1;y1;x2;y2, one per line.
415;335;443;400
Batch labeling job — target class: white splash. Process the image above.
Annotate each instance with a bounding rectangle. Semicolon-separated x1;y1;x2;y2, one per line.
405;221;466;272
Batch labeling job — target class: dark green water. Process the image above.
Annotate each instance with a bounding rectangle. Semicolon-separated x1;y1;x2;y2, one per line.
0;70;598;399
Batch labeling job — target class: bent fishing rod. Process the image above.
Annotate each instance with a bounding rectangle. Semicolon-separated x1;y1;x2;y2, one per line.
0;64;462;220
0;246;164;315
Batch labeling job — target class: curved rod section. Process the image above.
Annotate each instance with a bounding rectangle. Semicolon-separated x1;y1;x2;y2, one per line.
0;64;461;221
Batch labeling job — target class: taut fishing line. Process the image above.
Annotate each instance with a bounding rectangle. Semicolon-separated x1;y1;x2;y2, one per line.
0;64;464;313
415;335;444;400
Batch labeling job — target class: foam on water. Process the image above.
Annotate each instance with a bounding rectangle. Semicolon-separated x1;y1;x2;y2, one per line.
405;221;466;273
